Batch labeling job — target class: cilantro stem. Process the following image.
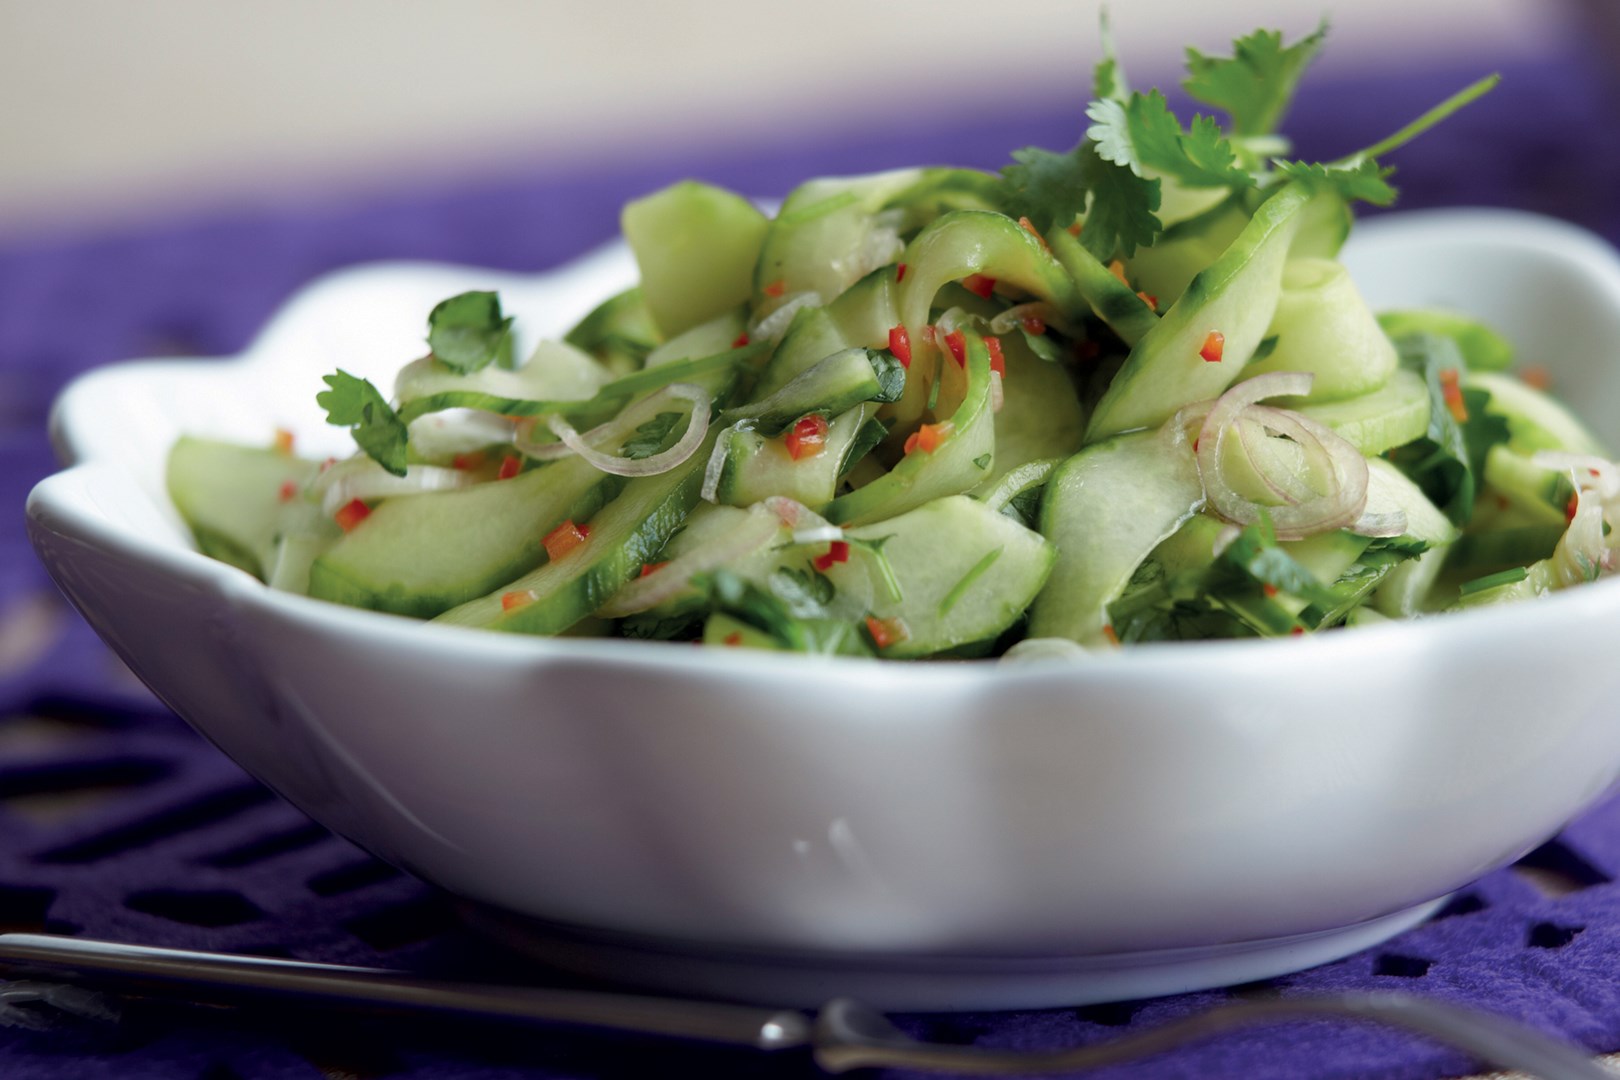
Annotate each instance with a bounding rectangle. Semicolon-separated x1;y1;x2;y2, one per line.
939;546;1004;616
1335;73;1500;167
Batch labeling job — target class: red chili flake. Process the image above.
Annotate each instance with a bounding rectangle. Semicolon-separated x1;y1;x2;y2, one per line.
1137;291;1158;311
1017;215;1051;254
640;561;668;578
1439;368;1468;423
277;480;298;503
985;336;1006;376
763;279;786;298
865;615;910;650
334;498;371;532
543;520;591;561
1290;626;1305;637
722;632;743;646
903;421;954;455
452;451;487;471
1521;365;1553;391
1108;260;1130;286
944;328;967;367
1567;492;1581;524
320;457;337;473
896;262;907;282
272;428;295;456
813;540;851;572
1200;331;1226;364
501;589;537;612
963;273;997;298
888;324;912;369
497;455;522;480
1262;583;1279;597
1067;221;1084;237
731;332;751;349
1021;314;1046;336
785;414;829;461
1102;624;1120;646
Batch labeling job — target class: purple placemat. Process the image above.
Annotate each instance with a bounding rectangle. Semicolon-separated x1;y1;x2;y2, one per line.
4;42;1620;1080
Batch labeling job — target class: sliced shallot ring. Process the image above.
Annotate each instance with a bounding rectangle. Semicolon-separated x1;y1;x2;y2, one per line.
750;291;822;344
595;504;784;618
518;383;710;477
1350;509;1409;538
700;422;749;503
317;464;475;517
1196;373;1369;540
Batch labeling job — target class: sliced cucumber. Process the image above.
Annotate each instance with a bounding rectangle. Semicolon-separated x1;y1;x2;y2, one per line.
622;181;767;337
726;348;901;436
829;495;1055;658
1293;368;1430;456
1469;371;1607;457
1029;428;1205;644
1377;310;1514;372
167;436;321;580
1085;182;1313;441
563;286;661;377
824;330;996;526
1241;257;1397;402
395;340;613;421
1122;194;1248;313
644;307;749;369
1047;226;1158;346
307;458;622;618
435;430;719;634
715;404;877;510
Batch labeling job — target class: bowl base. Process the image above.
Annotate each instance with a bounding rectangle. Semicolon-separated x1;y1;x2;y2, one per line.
458;897;1447;1011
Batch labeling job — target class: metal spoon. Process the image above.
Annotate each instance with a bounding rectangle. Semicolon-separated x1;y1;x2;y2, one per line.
0;932;1605;1078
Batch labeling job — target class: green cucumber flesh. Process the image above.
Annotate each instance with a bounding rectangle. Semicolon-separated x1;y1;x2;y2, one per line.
1293;368;1430;456
1240;257;1397;402
563;286;661;377
167;436;321;580
307;458;621;618
716;403;877;510
1377;310;1515;373
622;181;767;337
435;430;718;634
1029;428;1205;644
830;495;1055;658
1085;182;1313;441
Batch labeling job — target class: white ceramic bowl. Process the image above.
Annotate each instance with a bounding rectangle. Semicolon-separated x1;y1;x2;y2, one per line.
26;210;1620;1011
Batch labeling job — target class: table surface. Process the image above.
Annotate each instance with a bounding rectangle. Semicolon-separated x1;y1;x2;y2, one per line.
5;45;1620;1080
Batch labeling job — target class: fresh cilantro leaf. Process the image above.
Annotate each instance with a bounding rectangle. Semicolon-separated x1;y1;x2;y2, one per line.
1250;335;1280;364
768;565;836;615
1001;144;1089;234
1092;9;1127;102
1001;485;1046;530
317;370;409;477
1182;22;1328;136
698;570;871;655
427;291;514;374
972;453;992;470
621;411;683;460
1086;91;1250;189
1272;159;1397;207
1077;142;1162;260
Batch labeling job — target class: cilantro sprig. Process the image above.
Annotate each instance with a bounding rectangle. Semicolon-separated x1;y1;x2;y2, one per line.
317;370;409;477
1001;21;1496;263
427;290;514;374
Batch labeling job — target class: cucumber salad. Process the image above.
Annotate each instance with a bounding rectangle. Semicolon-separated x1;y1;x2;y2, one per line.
168;24;1620;658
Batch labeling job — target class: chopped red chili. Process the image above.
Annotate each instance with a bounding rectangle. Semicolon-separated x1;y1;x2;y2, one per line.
1521;365;1552;391
452;450;487;471
1137;290;1158;311
963;273;997;298
1021;314;1046;336
1567;492;1581;524
763;279;786;298
944;328;967;368
640;561;668;577
813;540;850;572
543;520;591;561
984;336;1006;376
785;414;829;461
272;428;295;456
1017;216;1051;253
334;498;371;532
1439;368;1468;423
888;324;912;369
722;632;743;646
1200;331;1225;363
502;589;537;612
896;262;907;282
731;332;750;349
865;615;910;650
277;480;298;503
903;421;954;455
497;455;522;480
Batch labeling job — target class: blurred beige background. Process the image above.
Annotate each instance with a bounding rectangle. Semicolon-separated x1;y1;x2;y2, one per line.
0;0;1561;239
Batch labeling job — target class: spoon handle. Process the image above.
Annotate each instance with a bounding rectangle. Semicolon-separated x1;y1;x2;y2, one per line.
0;932;810;1051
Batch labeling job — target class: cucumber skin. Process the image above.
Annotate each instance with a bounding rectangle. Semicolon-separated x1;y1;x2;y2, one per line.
307;472;625;619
